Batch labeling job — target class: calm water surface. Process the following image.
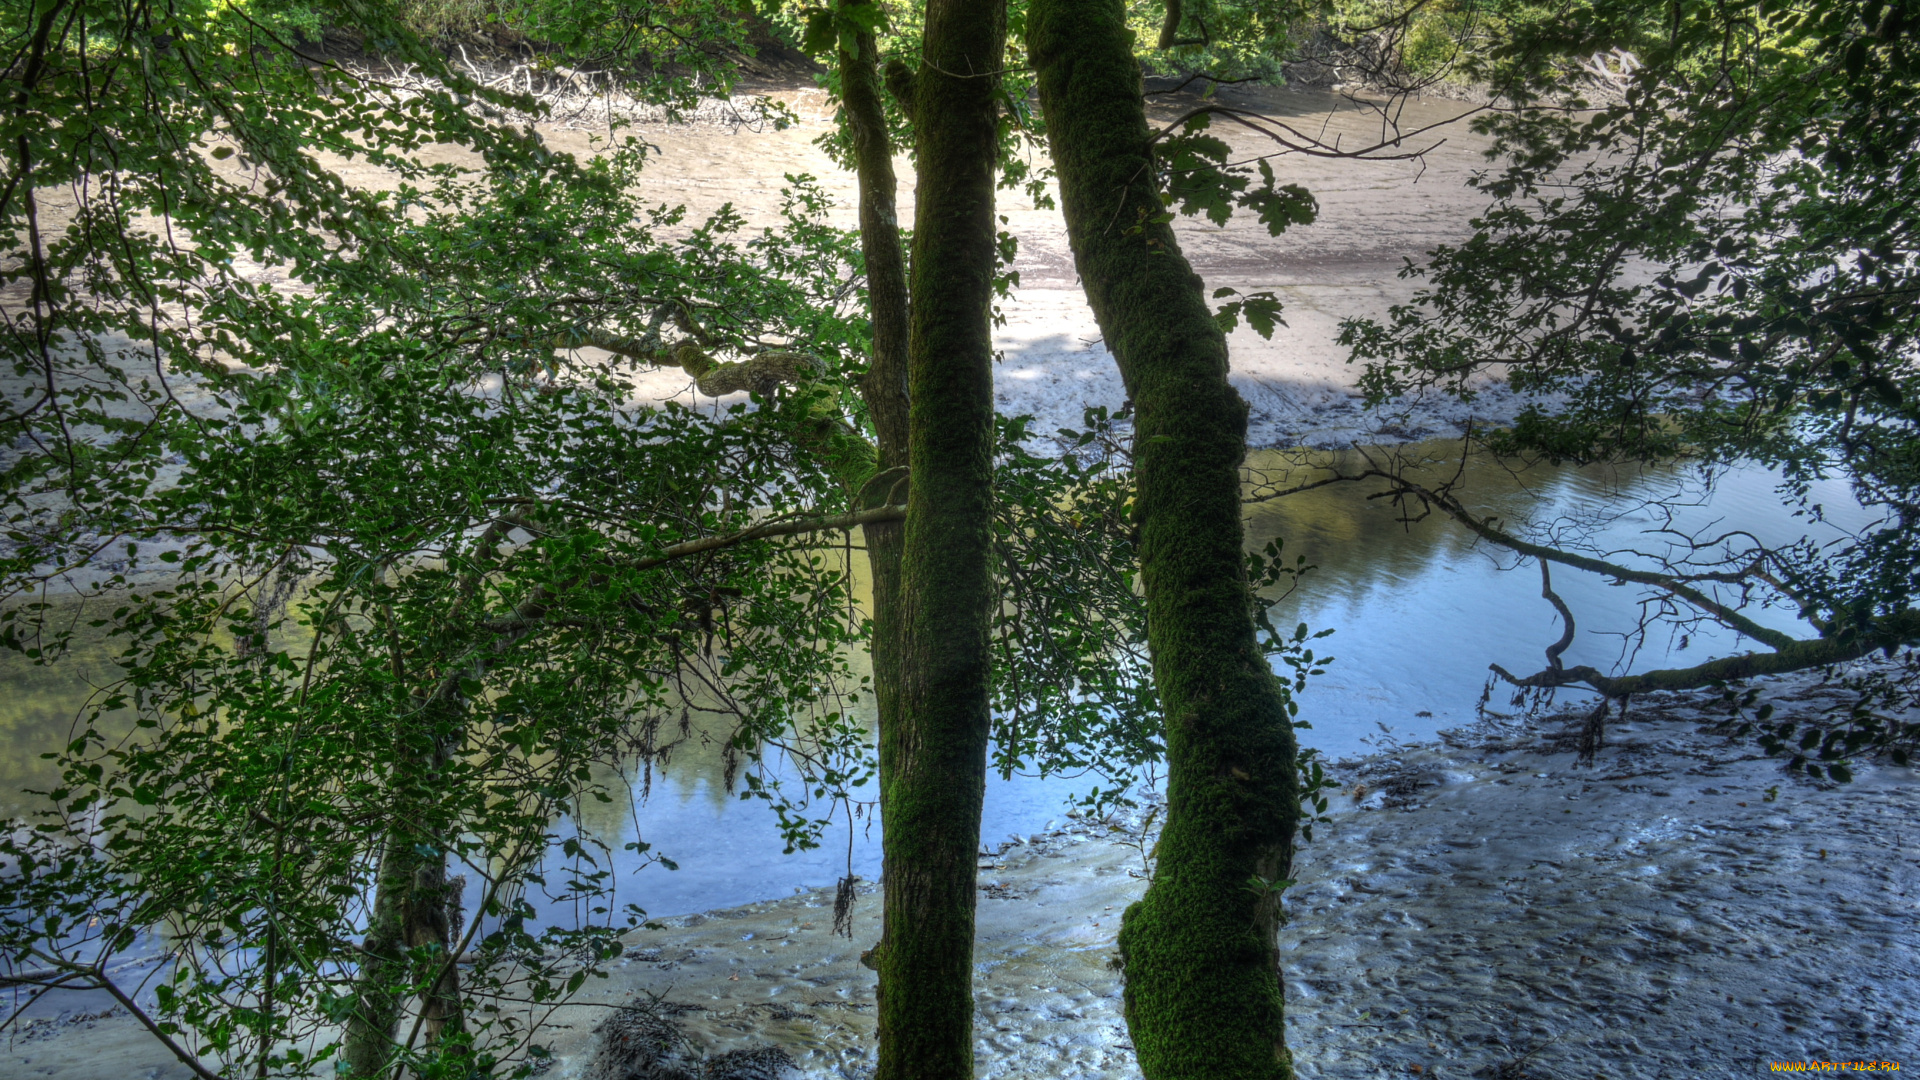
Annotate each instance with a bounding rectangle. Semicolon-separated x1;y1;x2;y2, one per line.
0;445;1876;936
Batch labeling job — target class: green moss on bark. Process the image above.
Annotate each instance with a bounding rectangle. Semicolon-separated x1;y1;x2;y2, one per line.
873;0;1006;1077
837;0;911;838
343;706;466;1077
1028;0;1301;1076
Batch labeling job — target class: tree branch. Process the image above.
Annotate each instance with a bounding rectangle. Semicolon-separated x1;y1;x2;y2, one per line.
1385;472;1800;650
1148;104;1468;161
1490;606;1920;697
1539;560;1577;673
436;503;906;702
552;329;824;398
1242;456;1920;701
23;950;221;1080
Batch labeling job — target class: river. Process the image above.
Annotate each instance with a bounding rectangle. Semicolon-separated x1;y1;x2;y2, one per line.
0;83;1886;1020
0;443;1877;943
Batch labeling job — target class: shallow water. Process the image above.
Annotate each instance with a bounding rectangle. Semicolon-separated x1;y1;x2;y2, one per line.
1245;443;1879;760
0;446;1877;937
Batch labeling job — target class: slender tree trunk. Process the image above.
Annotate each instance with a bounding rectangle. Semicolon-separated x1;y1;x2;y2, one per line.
873;0;1005;1076
342;832;416;1078
1028;1;1302;1077
839;0;910;470
343;709;465;1077
837;0;911;825
343;835;462;1076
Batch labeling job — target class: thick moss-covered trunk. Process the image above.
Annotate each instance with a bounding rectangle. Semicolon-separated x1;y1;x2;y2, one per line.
1028;1;1302;1077
873;0;1005;1076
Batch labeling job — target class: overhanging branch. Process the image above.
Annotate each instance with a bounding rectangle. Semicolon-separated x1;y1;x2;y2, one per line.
435;502;906;703
1148;104;1463;161
1242;455;1920;700
1383;471;1799;651
1490;607;1920;697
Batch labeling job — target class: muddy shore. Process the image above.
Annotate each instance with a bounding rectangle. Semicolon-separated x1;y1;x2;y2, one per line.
8;69;1911;1080
594;79;1530;452
10;664;1914;1079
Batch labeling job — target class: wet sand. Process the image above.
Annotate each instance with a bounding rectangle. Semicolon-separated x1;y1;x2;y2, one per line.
12;663;1915;1078
531;80;1529;451
11;78;1910;1080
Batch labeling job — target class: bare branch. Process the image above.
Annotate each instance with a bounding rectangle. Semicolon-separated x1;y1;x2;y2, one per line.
1144;73;1259;96
1149;104;1456;161
1490;606;1920;697
1242;451;1920;701
1539;560;1577;673
1384;472;1800;650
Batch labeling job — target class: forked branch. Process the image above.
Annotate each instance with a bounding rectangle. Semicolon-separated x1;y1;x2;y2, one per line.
1242;452;1920;701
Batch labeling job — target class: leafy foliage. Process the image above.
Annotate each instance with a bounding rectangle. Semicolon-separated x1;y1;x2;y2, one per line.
2;87;882;1073
1127;0;1321;80
0;0;877;1071
1;0;1343;1072
1717;651;1920;781
1336;0;1920;747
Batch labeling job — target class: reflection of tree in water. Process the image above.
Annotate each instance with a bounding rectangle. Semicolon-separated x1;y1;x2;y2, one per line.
0;598;321;820
0;446;1702;824
0;637;126;820
1243;439;1667;617
1245;430;1918;773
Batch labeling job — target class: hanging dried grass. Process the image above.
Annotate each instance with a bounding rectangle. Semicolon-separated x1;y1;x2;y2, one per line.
831;875;859;938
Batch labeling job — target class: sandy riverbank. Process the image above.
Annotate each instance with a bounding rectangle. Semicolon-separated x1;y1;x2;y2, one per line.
513;77;1533;453
10;663;1914;1079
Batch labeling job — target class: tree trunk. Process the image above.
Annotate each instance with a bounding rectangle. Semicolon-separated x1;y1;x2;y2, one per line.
1028;1;1302;1077
342;832;415;1078
836;0;911;843
343;710;465;1077
873;0;1005;1076
342;832;462;1076
839;0;910;474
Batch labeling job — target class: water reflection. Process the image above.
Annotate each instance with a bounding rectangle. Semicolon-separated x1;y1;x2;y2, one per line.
0;615;128;821
1244;441;1875;759
0;442;1874;924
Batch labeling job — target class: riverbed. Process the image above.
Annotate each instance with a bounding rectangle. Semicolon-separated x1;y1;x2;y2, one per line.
9;667;1916;1078
4;72;1913;1077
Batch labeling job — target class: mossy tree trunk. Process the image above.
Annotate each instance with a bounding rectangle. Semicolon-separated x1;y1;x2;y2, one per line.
1029;1;1302;1077
836;0;911;824
873;0;1005;1076
342;706;465;1077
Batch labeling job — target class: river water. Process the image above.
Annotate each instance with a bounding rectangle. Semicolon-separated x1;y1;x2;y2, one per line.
0;83;1535;934
0;444;1877;945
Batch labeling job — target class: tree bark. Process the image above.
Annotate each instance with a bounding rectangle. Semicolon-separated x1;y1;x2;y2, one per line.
1028;1;1301;1077
342;707;465;1077
836;0;911;864
873;0;1005;1075
341;831;414;1078
839;0;911;475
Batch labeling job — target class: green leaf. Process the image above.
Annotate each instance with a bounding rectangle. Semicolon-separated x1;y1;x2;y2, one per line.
802;9;836;54
839;2;885;34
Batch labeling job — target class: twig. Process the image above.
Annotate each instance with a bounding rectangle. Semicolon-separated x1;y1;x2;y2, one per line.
1144;73;1257;96
24;950;221;1080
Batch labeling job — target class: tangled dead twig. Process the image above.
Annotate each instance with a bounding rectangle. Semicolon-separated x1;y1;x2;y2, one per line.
830;875;858;939
331;51;790;132
1575;696;1611;766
